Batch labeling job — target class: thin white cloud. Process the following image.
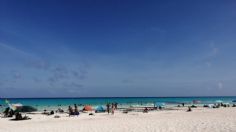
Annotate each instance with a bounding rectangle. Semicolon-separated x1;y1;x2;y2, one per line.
0;42;34;58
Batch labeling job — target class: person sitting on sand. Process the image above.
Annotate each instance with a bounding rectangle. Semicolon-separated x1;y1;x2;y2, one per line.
43;109;47;114
143;107;148;113
15;112;23;120
42;110;54;115
191;105;197;108
57;108;64;113
49;111;54;115
187;106;192;112
14;112;30;120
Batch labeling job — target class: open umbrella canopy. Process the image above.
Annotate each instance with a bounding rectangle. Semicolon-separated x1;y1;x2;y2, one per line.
232;100;236;102
96;106;105;111
14;106;37;112
9;103;23;111
83;105;93;111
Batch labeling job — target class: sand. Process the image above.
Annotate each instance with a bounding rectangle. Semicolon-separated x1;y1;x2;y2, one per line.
0;107;236;132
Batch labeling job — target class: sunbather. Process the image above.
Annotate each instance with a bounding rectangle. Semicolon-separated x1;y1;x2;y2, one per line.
191;105;197;108
143;107;148;113
13;112;30;121
187;106;192;112
49;111;54;115
56;108;64;113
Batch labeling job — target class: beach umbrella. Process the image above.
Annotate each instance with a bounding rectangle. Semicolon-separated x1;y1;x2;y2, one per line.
232;100;236;103
95;106;105;112
14;106;37;112
9;103;23;111
215;100;223;103
83;105;93;111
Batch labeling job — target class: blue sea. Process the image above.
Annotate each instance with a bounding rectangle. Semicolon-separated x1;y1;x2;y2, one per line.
1;96;236;111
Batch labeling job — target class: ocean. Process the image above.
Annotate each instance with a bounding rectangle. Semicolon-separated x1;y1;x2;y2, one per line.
1;96;236;111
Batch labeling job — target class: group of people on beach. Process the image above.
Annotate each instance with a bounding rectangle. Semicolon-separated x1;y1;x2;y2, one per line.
3;107;30;120
106;103;118;115
66;103;118;116
68;104;79;116
3;107;15;117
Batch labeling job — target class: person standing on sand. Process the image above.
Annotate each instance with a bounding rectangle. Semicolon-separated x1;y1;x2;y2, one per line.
114;102;118;109
68;106;73;116
74;104;79;115
111;103;115;115
106;103;110;114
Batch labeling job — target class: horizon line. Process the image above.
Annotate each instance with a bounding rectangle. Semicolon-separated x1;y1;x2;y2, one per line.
1;95;236;99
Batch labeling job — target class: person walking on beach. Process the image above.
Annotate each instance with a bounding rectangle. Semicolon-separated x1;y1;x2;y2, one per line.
114;102;118;110
111;103;115;115
106;103;110;114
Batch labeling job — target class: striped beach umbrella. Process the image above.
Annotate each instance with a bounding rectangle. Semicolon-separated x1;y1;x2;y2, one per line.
14;106;37;112
9;103;23;111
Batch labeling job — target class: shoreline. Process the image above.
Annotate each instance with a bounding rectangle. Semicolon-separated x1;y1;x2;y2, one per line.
1;107;236;132
1;96;235;112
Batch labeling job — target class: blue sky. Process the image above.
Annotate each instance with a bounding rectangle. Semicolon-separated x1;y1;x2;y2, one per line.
0;0;236;97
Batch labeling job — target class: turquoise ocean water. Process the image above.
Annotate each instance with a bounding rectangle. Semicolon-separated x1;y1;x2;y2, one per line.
1;97;236;111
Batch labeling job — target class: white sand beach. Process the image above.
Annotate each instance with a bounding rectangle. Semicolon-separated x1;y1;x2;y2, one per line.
1;107;236;132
